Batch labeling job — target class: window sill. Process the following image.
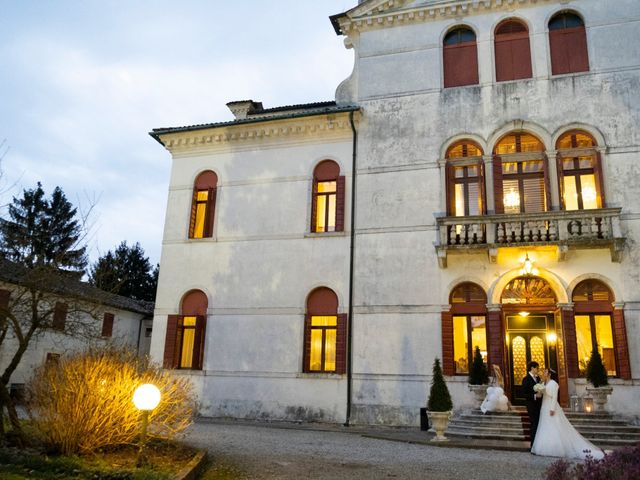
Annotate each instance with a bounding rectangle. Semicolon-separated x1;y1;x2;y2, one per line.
297;372;345;379
187;236;217;242
168;369;205;376
304;231;347;239
549;70;590;80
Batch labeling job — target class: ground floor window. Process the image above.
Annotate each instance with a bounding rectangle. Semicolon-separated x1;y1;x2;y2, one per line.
309;315;337;372
575;314;616;376
453;315;487;374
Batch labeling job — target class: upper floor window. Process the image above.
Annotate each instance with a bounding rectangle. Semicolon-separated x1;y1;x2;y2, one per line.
493;132;548;214
443;27;479;88
303;287;346;374
556;131;603;210
311;161;345;233
189;171;218;239
164;289;207;370
101;312;114;337
549;12;589;75
495;20;532;82
445;141;485;216
52;302;68;331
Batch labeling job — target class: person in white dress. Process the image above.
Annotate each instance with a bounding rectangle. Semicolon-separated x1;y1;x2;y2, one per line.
531;368;605;459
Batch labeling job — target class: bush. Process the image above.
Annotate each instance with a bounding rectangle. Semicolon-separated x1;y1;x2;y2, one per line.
27;347;194;455
545;444;640;480
468;346;489;385
585;347;609;388
427;358;453;412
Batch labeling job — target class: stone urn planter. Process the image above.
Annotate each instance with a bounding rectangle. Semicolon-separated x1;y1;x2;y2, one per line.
585;385;613;412
468;384;487;409
427;410;453;441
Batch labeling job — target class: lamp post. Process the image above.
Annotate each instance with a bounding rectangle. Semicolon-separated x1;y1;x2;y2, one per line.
133;383;161;467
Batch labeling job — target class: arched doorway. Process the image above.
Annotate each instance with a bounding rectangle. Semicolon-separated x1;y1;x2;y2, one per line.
501;276;558;404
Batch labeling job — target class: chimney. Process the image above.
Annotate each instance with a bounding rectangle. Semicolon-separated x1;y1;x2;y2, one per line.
226;100;263;119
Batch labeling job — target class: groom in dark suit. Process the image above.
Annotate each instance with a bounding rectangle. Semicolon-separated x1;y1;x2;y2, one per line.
522;361;543;448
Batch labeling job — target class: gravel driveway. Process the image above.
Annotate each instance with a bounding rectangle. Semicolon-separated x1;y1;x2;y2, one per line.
185;420;557;479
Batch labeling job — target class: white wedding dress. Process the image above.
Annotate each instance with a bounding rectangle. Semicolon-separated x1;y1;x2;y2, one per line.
531;379;604;459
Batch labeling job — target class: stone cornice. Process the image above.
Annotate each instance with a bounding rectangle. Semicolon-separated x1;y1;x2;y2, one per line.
159;111;358;154
336;0;556;35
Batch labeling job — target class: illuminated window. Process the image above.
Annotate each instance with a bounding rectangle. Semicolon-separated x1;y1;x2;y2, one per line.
549;12;589;75
443;27;479;88
446;141;485;217
304;287;346;374
189;170;218;239
572;280;617;377
556;131;603;210
494;133;547;214
164;290;207;370
446;283;488;375
311;161;345;233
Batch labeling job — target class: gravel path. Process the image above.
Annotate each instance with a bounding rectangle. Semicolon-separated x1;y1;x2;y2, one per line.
185;420;558;479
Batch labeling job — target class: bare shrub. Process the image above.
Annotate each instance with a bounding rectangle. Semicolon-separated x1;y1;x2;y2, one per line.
27;347;194;455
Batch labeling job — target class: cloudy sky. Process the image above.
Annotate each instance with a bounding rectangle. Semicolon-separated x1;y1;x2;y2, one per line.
0;1;355;266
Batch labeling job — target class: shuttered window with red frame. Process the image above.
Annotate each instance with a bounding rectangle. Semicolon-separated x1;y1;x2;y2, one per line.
101;312;114;337
188;170;218;239
495;20;532;82
443;27;479;88
311;160;345;233
52;302;68;331
163;290;208;370
549;12;589;75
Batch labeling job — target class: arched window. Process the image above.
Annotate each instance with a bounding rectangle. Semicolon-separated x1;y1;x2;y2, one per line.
164;290;207;370
443;27;479;88
556;131;604;210
572;280;617;376
549;12;589;75
495;19;532;82
303;287;346;374
493;132;548;214
445;141;485;217
189;170;218;239
442;282;487;375
311;161;345;233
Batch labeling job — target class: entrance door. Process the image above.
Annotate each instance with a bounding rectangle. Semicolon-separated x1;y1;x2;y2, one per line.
509;330;548;404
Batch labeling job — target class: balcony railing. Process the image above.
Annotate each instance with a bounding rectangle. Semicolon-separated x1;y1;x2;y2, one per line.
435;208;625;267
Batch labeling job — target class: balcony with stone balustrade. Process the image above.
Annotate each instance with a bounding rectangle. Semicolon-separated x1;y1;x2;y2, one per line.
435;208;625;268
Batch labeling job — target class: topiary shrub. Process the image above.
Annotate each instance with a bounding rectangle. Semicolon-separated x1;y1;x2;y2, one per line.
27;347;195;455
427;358;453;412
585;347;609;388
468;346;489;385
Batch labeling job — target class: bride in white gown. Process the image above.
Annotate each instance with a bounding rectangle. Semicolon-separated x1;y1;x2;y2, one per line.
531;369;604;459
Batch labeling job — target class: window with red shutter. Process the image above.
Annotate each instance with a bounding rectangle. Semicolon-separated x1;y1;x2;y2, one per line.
189;170;218;239
494;19;532;82
102;312;114;337
52;302;67;331
448;283;488;375
443;27;479;88
164;290;208;370
556;131;603;210
549;12;589;75
303;287;345;374
311;160;343;233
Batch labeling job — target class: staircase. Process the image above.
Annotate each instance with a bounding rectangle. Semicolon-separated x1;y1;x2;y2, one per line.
447;407;640;449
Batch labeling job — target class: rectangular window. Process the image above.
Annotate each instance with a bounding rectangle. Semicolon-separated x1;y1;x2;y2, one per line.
453;315;487;374
502;160;546;213
193;190;209;239
309;315;337;372
575;314;616;376
52;302;67;331
46;352;61;365
595;315;616;376
315;181;337;233
179;316;197;369
102;312;114;337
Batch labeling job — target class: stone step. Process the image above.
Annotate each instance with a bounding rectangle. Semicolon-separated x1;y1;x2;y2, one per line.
448;424;526;435
446;428;527;441
452;419;528;429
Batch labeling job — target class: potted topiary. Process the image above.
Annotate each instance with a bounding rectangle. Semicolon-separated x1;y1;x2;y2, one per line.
468;346;489;408
585;347;612;412
427;357;453;441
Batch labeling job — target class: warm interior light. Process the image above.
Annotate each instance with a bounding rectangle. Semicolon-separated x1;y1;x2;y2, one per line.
546;332;557;345
519;253;539;276
518;311;530;317
582;185;597;203
503;188;520;208
133;384;161;411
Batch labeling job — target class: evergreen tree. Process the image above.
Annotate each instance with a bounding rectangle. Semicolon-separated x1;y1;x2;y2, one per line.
0;183;87;271
468;346;489;385
427;357;453;412
586;347;609;388
89;241;157;301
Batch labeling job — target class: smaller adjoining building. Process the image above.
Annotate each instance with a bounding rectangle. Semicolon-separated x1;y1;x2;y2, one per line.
0;258;154;399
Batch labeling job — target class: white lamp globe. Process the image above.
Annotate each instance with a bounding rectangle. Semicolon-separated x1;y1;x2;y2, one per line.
133;384;161;411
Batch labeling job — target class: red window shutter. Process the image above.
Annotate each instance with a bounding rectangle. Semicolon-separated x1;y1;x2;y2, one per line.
102;312;114;337
486;309;504;374
612;309;631;380
310;180;318;233
495;35;531;81
511;37;532;80
335;313;348;375
595;152;606;208
445;163;455;216
441;312;454;376
542;154;551;210
192;315;207;370
567;28;589;73
335;176;346;232
495;39;513;82
302;314;312;373
203;187;216;238
556;153;566;209
444;43;479;88
561;309;579;378
163;315;180;369
478;160;486;214
52;302;67;331
550;30;569;75
493;156;504;214
188;188;198;238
